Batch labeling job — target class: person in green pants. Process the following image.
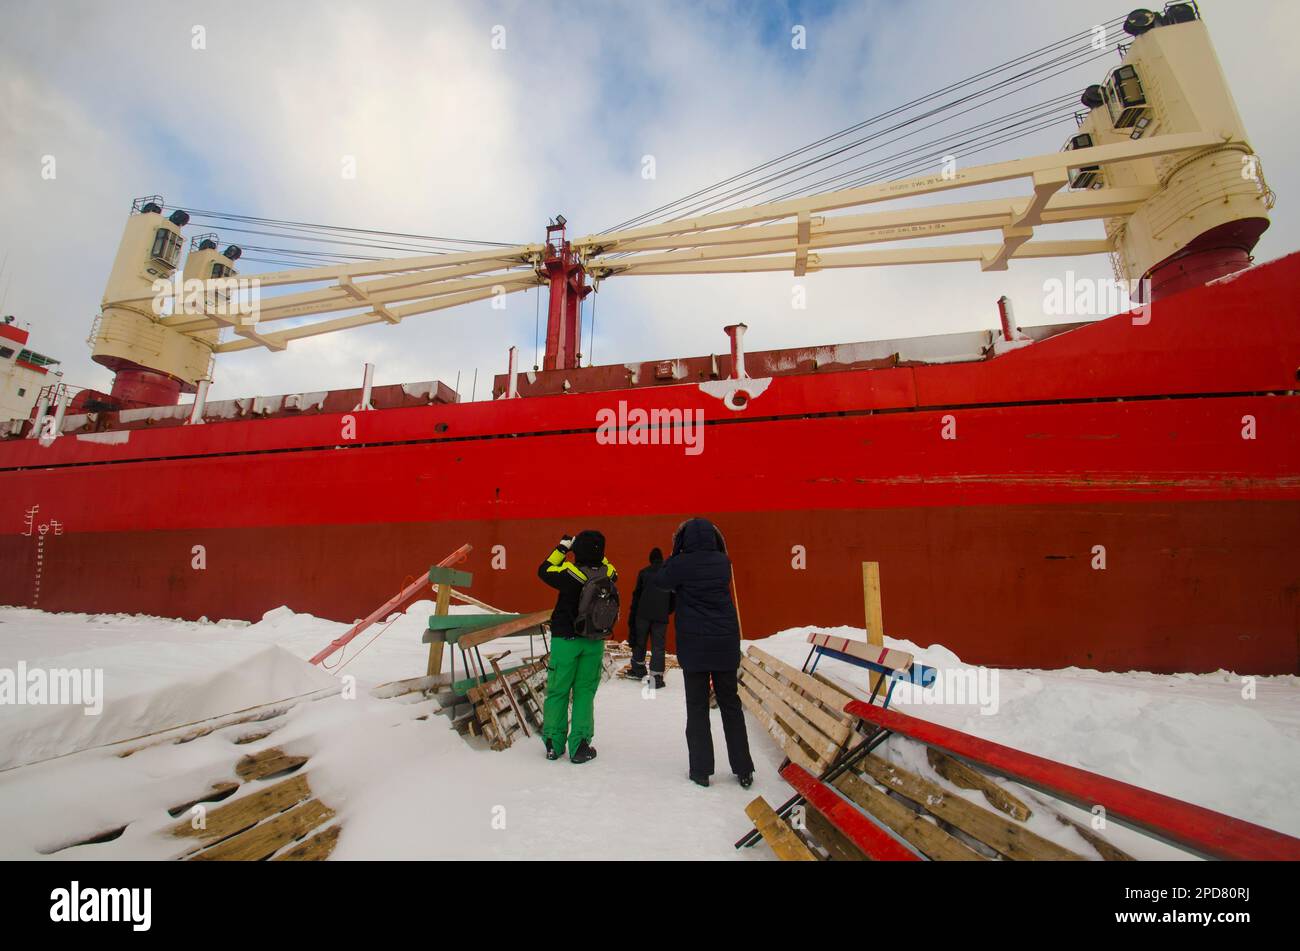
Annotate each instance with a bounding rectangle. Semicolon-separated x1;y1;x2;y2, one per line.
537;530;618;763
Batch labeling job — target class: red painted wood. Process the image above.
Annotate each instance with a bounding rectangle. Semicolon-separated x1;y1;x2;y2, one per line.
844;702;1300;861
779;762;921;861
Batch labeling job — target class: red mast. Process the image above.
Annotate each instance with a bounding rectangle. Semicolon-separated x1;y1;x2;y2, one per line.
541;216;591;371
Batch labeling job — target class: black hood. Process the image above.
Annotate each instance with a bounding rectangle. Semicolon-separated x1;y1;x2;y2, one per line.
572;529;606;565
649;547;664;564
673;518;725;554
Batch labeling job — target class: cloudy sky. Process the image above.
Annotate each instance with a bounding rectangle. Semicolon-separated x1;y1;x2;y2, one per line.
2;0;1297;402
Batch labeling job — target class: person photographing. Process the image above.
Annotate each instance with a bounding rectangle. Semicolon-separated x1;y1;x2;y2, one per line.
537;530;619;764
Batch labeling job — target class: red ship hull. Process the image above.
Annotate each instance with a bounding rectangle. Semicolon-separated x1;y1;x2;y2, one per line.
3;254;1298;674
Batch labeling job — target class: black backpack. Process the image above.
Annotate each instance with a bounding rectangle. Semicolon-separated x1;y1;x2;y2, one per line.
574;565;620;638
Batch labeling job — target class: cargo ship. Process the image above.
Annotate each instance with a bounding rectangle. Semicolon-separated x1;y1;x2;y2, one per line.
2;7;1296;674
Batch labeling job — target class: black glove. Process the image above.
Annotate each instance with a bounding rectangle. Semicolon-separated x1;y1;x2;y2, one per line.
557;534;575;552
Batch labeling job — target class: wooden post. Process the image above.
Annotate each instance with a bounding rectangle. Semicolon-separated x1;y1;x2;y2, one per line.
863;561;884;693
731;567;745;640
426;581;452;677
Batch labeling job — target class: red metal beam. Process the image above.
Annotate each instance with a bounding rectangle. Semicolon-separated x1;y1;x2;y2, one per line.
779;762;921;861
308;543;471;665
541;220;590;371
844;701;1300;861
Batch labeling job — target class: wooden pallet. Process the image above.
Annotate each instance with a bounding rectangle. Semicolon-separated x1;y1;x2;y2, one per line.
465;656;550;750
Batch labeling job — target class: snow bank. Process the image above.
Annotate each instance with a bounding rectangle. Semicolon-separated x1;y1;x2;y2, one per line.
0;609;340;770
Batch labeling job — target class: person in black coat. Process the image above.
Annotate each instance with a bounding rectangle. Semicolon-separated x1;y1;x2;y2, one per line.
628;547;673;686
654;517;754;788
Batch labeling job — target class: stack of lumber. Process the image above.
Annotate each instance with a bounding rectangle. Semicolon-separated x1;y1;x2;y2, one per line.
465;655;550;750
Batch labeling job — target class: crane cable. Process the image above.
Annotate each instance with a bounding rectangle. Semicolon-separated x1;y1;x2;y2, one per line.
602;15;1126;233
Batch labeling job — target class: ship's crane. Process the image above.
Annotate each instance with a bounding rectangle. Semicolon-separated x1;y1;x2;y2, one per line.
89;5;1271;409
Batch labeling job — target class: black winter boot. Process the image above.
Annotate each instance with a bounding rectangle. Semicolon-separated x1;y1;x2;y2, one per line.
544;738;561;761
737;773;754;789
570;739;598;764
690;773;710;788
653;674;666;689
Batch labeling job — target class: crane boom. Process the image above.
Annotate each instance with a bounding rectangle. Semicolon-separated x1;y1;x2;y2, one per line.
89;12;1271;408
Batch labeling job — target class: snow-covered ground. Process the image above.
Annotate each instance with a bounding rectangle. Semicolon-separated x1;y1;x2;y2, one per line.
0;604;1297;860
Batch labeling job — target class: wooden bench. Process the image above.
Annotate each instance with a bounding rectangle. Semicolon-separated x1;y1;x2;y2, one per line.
802;631;936;708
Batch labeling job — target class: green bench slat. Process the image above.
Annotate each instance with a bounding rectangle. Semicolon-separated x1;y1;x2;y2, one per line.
428;566;474;587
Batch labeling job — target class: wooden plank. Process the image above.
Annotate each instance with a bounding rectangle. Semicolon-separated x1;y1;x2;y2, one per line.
737;682;821;773
780;763;920;861
805;806;868;861
232;727;279;746
171;774;313;845
518;657;549;726
167;782;241;819
457;610;553;650
1030;801;1136;861
235;748;309;782
738;661;842;764
810;670;861;704
832;771;985;861
468;668;546;725
470;663;549;749
490;655;530;738
428;566;473;587
426;580;452;677
369;673;453;699
928;747;1032;821
857;755;1084;861
426;612;528;633
189;799;335;861
273;824;341;861
115;704;295;758
465;659;547;703
746;645;856;719
741;655;851;746
479;692;513;750
863;561;884;693
744;797;817;861
738;673;836;766
845;700;1300;862
110;688;332;757
807;632;914;674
